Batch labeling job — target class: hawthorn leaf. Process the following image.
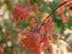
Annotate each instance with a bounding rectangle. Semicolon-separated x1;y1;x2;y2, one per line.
61;14;69;23
31;45;40;54
12;3;30;21
18;30;41;50
40;17;55;37
40;36;52;51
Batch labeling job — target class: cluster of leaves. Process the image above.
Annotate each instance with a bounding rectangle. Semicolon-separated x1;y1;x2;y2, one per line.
12;2;55;54
11;0;72;54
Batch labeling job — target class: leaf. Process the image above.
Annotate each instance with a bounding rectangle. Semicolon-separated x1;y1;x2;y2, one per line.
4;23;13;29
12;3;30;21
18;30;41;50
31;45;40;54
40;17;55;36
0;47;2;54
70;42;72;52
61;14;69;23
57;40;61;48
68;1;72;16
58;2;65;15
40;36;52;51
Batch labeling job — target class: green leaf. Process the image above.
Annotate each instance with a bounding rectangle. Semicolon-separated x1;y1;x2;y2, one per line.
4;23;13;29
57;40;61;48
57;34;61;47
17;19;27;27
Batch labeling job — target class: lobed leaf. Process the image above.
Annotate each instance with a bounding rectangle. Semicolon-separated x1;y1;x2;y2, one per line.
18;30;41;50
12;3;30;21
40;36;52;51
40;17;55;36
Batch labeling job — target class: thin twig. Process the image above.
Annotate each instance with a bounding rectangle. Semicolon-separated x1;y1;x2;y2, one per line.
27;0;43;31
60;38;72;47
47;47;52;54
0;28;34;43
40;1;67;28
0;33;18;43
27;0;39;23
52;34;72;47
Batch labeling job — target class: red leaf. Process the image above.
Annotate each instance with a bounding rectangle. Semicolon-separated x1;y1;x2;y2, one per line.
68;3;72;16
70;42;72;52
40;36;52;51
0;47;2;54
12;3;30;21
18;30;41;50
40;17;55;36
67;0;72;16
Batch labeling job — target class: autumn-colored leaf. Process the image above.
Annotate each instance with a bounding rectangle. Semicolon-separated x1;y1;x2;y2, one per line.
0;47;2;54
58;2;69;23
67;0;72;16
18;30;41;50
61;14;69;23
12;3;30;21
58;2;65;15
69;42;72;52
31;45;40;54
40;36;52;51
66;0;72;2
40;17;55;37
68;3;72;16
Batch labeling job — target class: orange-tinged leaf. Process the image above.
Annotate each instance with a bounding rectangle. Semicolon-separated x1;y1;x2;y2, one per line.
67;1;72;16
18;30;41;50
47;22;55;36
40;17;55;36
12;3;30;21
25;15;29;19
69;42;72;52
58;1;65;15
31;45;40;54
66;0;72;3
61;14;69;23
40;36;52;51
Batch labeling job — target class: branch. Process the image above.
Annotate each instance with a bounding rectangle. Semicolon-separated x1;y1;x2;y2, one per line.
40;1;67;27
27;0;39;23
0;33;18;43
52;34;72;47
60;37;72;47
